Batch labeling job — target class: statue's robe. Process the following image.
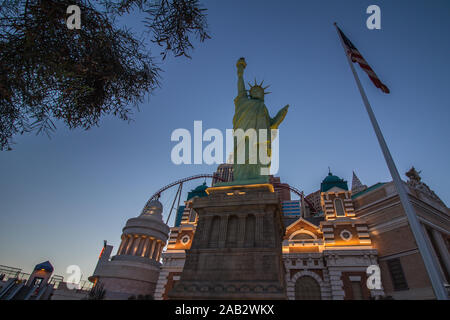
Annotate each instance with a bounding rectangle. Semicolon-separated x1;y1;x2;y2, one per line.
233;93;273;182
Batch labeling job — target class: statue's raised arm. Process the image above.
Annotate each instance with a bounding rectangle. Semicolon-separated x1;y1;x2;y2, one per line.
235;57;247;101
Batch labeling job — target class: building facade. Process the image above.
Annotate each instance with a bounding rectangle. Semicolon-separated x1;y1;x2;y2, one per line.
151;168;449;300
351;167;450;299
82;165;449;300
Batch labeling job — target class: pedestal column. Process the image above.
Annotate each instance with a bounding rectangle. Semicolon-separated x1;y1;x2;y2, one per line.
169;184;287;299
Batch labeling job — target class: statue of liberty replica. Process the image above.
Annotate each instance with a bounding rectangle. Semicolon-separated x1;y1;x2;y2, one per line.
169;58;288;300
232;57;289;184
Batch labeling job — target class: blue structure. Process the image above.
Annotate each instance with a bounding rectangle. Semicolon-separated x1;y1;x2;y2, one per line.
282;200;302;217
174;182;209;227
174;206;185;227
187;182;208;200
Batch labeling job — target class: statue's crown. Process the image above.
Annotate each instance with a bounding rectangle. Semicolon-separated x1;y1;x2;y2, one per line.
248;79;271;97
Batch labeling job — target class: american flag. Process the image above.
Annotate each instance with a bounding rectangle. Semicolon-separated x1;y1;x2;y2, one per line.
337;26;390;94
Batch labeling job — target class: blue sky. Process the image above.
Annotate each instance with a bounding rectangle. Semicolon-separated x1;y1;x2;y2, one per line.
1;0;449;280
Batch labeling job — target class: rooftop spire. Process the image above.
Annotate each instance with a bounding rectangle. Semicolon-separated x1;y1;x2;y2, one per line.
351;171;367;194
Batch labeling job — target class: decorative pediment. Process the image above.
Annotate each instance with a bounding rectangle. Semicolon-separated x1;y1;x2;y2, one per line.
325;186;347;193
285;218;322;240
407;178;446;207
406;167;446;208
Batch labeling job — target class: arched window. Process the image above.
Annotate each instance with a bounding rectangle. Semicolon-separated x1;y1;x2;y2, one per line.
334;198;345;216
244;214;255;247
226;215;239;248
209;216;220;248
295;276;321;300
292;233;314;241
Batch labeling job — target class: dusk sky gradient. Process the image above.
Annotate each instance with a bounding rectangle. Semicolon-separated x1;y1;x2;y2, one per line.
1;0;449;281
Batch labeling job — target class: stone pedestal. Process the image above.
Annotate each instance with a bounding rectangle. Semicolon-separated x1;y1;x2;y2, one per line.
168;184;287;299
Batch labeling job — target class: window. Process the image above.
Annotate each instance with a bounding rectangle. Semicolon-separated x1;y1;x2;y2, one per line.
292;233;314;241
340;230;352;241
295;276;321;300
334;198;345;216
351;281;364;300
32;277;43;287
181;235;190;245
387;258;409;291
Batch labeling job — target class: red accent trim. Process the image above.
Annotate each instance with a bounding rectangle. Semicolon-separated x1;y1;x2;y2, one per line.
99;247;105;259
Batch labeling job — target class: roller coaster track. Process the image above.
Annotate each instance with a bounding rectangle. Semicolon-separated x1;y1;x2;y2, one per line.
146;174;224;202
142;173;317;214
274;184;318;213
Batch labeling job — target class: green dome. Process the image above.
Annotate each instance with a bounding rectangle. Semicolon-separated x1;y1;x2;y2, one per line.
321;172;348;192
323;174;341;183
187;182;209;200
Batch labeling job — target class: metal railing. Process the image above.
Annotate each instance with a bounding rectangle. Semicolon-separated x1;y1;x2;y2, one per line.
0;265;30;283
0;265;93;292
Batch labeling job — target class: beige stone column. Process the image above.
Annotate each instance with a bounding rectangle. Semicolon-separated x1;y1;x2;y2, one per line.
141;237;151;257
117;235;126;255
140;237;148;256
148;239;157;259
148;238;154;257
421;224;447;283
125;235;134;255
138;236;147;256
123;236;132;254
156;243;164;261
132;236;142;256
432;229;450;279
135;236;143;256
153;241;162;260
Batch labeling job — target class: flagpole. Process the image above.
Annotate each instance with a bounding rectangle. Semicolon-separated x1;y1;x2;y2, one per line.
334;22;448;300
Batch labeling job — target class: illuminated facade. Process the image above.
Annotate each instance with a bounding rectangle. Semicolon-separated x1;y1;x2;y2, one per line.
85;165;449;300
282;172;379;300
154;172;382;300
152;168;449;300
